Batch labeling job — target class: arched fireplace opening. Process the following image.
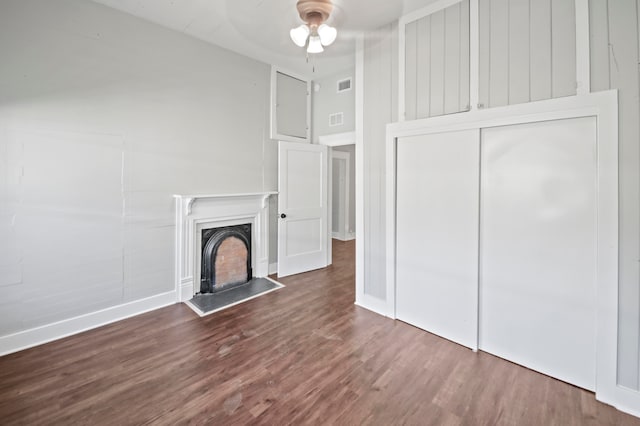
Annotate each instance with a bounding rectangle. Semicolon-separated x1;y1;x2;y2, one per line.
200;224;252;294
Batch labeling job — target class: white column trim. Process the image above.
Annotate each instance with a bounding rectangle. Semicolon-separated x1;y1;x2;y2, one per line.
355;34;366;307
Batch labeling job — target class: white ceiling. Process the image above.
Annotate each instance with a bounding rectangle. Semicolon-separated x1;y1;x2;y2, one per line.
91;0;437;78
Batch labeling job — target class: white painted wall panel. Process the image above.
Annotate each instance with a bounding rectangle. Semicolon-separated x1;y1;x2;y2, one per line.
363;23;398;300
508;0;529;104
405;1;469;120
604;0;640;392
529;0;552;101
459;0;471;111
416;17;432;118
588;0;610;92
0;0;276;337
396;130;479;349
405;21;418;121
488;0;509;107
430;10;447;117
479;0;577;108
480;117;598;391
588;0;640;393
444;3;462;114
478;0;491;108
551;0;577;98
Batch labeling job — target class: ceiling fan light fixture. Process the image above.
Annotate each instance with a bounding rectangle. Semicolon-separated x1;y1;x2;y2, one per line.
317;24;337;46
307;35;324;53
290;24;310;47
290;0;336;55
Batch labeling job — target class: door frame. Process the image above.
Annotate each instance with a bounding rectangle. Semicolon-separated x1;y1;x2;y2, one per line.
385;90;620;411
276;141;329;277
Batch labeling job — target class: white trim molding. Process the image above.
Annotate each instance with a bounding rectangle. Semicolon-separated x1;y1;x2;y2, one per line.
270;66;311;143
0;291;176;356
174;192;276;302
354;34;366;310
318;131;356;147
385;90;630;415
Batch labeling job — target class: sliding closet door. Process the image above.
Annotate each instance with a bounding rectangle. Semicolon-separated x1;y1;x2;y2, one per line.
479;117;597;390
396;130;479;349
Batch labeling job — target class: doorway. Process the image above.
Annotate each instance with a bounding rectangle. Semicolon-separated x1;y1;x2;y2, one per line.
331;146;355;242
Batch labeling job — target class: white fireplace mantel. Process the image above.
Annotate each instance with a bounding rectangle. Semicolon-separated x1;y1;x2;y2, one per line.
174;192;277;302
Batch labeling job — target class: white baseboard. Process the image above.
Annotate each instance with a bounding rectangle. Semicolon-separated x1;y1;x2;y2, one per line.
355;294;390;318
180;281;194;302
269;262;278;275
601;385;640;418
0;291;177;356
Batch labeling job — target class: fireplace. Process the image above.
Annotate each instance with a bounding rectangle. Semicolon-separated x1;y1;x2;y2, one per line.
174;192;274;301
200;224;252;294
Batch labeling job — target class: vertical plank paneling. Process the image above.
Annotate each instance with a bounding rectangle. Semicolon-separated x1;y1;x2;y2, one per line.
478;0;491;108
444;3;461;114
405;1;470;118
416;16;431;118
589;0;610;92
608;0;640;391
508;0;530;104
551;0;577;98
489;0;509;107
459;0;471;111
362;33;376;297
363;24;395;300
430;9;446;116
405;21;418;121
529;0;552;101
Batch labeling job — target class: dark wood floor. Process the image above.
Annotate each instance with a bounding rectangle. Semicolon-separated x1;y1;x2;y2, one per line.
0;240;638;425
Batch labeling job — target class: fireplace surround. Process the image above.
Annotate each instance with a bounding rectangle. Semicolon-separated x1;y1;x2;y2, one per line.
174;192;276;302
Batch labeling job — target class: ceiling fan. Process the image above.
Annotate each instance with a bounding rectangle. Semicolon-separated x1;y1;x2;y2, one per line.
289;0;338;54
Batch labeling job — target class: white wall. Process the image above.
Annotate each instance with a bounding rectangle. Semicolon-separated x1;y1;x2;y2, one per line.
312;69;356;143
362;24;398;300
404;0;470;119
478;0;577;107
0;0;277;338
590;0;640;392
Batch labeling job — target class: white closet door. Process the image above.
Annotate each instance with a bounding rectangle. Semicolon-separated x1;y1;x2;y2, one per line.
479;117;597;390
396;130;480;349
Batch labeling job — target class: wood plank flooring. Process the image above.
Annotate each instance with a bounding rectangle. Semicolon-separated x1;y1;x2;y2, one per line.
0;239;638;425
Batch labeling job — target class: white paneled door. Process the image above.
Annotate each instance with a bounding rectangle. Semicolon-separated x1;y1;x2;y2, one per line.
396;130;480;350
277;141;328;277
479;117;597;391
